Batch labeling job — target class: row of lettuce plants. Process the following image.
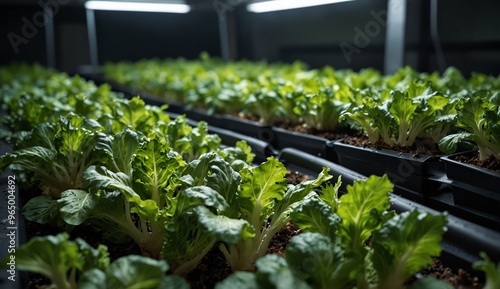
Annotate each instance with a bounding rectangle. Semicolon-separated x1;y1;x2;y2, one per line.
0;64;498;289
103;56;500;162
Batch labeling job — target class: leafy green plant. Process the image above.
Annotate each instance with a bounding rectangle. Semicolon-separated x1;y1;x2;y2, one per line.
1;233;188;289
219;175;448;289
56;149;254;274
292;84;351;132
439;91;500;160
0;114;113;198
1;72;119;136
213;158;332;271
342;81;457;147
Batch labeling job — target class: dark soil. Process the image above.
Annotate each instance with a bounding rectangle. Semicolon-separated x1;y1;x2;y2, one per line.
412;259;483;289
286;169;311;184
274;121;362;141
342;135;443;156
454;152;500;173
234;112;362;141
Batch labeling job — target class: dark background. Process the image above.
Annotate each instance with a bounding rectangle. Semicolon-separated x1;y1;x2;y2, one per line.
1;0;499;76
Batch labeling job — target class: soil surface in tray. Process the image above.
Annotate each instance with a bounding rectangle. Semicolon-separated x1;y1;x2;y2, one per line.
342;135;443;156
454;152;500;173
22;170;483;289
234;113;362;141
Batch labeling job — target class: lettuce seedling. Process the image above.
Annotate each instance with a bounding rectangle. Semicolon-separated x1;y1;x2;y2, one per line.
342;81;457;147
439;91;500;160
0;114;113;199
57;135;187;258
292;84;350;132
216;157;332;271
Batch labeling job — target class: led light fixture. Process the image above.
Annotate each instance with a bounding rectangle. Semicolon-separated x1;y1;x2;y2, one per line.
85;1;190;13
247;0;354;13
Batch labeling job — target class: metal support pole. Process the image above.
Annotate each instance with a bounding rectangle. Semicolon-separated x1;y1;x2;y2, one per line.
44;6;56;68
384;0;407;75
218;13;231;61
430;0;446;73
86;8;99;71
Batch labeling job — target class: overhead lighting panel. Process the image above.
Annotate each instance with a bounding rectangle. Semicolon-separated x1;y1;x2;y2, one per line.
85;1;191;13
247;0;354;13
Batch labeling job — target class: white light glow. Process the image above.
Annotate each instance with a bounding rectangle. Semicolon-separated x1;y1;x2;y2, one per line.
247;0;354;13
85;1;190;13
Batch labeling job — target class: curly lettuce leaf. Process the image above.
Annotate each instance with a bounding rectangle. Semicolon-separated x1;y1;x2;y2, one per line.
337;174;393;253
371;211;448;289
285;232;359;289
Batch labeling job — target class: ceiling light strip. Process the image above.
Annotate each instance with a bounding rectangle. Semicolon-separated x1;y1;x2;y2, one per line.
85;1;190;13
247;0;354;13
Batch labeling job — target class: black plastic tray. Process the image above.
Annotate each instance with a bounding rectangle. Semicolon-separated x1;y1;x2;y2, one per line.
328;140;445;200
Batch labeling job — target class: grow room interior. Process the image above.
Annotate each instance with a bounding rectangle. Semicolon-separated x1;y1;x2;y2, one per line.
1;0;500;289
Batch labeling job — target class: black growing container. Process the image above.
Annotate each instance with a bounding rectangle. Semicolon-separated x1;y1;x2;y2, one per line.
206;124;277;164
439;151;500;228
278;147;500;280
327;140;445;203
270;126;330;159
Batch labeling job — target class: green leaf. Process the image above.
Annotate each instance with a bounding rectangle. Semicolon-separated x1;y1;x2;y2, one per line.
285;232;358;289
193;206;255;244
291;197;341;240
175;186;229;217
438;132;472;154
88;192;136;243
408;277;454;289
337;174;393;252
181;153;241;213
78;269;107;289
274;167;333;219
318;176;342;214
158;275;190;289
75;238;110;272
371;211;448;288
21;195;59;224
236;140;256;164
111;129;141;175
215;271;259;289
472;252;500;289
389;90;418;145
106;255;169;289
132;137;185;203
129;196;160;220
58;189;98;226
204;155;242;217
255;254;312;289
163;212;217;275
83;165;136;198
238;157;288;226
